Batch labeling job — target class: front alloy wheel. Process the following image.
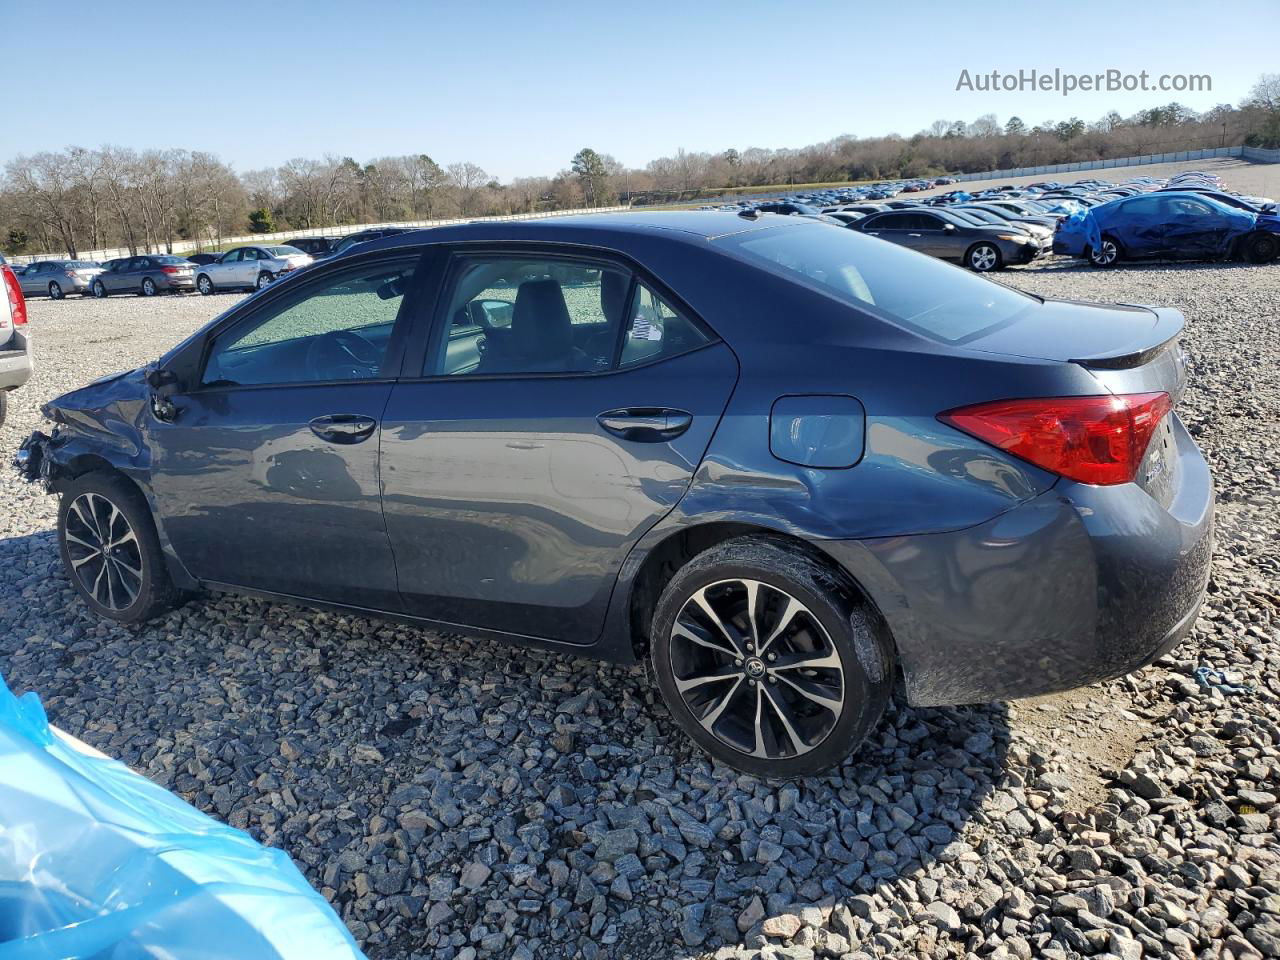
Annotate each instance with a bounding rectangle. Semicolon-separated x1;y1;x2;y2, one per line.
142;278;157;296
650;536;893;777
57;472;177;624
967;243;1000;272
197;274;213;295
48;281;64;299
64;492;144;612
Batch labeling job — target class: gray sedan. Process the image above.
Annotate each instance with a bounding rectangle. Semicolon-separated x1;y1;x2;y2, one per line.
91;255;197;297
16;260;103;299
853;208;1040;271
194;245;313;294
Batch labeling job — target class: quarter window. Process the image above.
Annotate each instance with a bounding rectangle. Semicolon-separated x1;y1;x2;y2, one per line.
202;259;415;387
620;282;710;368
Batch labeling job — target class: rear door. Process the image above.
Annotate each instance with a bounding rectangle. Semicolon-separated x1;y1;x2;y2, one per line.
1109;196;1168;257
379;249;739;643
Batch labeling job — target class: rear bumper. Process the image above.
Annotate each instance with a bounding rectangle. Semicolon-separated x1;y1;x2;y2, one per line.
821;414;1213;705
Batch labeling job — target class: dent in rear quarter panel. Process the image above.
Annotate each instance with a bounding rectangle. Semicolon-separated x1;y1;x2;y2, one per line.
820;490;1100;705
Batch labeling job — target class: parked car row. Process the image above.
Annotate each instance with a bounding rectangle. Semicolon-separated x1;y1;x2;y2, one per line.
5;227;421;301
718;169;1278;270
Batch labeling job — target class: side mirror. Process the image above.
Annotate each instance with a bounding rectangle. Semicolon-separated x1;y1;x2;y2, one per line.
146;367;179;390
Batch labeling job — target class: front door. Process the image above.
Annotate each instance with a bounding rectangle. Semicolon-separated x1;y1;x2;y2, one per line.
148;253;421;609
380;252;738;642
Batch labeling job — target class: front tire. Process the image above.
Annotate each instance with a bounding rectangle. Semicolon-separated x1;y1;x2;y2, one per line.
197;274;214;295
1243;232;1279;264
650;536;893;778
48;281;64;300
966;242;1001;272
92;280;107;298
57;471;177;624
141;277;158;296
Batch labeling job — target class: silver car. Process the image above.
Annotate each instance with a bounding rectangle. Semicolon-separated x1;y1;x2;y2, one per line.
16;260;103;299
194;245;313;295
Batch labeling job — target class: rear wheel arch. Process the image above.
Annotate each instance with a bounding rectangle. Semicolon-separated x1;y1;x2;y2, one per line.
627;522;888;660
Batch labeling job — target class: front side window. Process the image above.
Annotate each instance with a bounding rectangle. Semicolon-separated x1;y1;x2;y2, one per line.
222;250;242;263
202;259;415;387
429;257;630;376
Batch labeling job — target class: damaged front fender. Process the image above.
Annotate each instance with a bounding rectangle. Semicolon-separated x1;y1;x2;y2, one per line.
13;365;153;492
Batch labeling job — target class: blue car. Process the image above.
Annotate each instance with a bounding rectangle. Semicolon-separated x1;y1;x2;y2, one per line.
18;213;1213;776
1055;191;1280;266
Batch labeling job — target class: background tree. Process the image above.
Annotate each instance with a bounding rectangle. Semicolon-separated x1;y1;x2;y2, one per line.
571;148;609;206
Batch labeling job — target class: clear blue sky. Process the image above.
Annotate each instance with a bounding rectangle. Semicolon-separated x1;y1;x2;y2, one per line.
5;0;1272;180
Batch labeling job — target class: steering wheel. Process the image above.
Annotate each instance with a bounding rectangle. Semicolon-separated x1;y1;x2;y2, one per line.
305;329;381;380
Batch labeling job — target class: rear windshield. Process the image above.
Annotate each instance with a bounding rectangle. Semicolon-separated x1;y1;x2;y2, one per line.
155;256;189;265
720;223;1037;344
267;245;303;256
66;261;98;268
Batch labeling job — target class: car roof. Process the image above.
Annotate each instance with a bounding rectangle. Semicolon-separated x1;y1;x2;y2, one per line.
351;211;790;257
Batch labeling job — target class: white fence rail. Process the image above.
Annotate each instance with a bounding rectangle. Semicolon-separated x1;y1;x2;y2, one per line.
8;205;632;266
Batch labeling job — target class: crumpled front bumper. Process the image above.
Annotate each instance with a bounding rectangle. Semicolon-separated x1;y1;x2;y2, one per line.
14;430;56;489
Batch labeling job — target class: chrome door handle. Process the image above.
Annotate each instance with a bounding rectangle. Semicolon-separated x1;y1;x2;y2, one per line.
597;407;693;442
309;414;377;444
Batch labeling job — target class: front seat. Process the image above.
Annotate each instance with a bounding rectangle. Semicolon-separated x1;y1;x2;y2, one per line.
477;278;588;374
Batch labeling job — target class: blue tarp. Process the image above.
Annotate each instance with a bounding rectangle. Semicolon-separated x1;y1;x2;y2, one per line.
0;675;365;960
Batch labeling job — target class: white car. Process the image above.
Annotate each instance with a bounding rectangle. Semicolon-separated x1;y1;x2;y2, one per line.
194;245;313;295
0;258;33;426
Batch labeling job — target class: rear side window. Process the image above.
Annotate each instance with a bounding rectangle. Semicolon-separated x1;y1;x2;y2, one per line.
723;223;1035;345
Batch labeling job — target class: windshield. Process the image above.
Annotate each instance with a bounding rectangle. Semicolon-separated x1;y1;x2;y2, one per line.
720;223;1037;345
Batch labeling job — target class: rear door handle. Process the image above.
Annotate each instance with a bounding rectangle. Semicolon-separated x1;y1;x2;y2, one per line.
309;413;377;444
908;233;922;237
597;407;693;442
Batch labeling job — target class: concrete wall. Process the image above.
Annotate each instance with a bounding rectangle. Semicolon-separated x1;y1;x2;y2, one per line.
949;145;1279;183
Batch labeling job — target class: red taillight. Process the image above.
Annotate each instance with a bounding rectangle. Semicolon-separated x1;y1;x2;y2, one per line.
2;266;27;326
939;393;1172;486
161;266;180;275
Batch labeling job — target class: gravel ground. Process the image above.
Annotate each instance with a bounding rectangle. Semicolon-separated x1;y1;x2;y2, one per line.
2;178;1279;960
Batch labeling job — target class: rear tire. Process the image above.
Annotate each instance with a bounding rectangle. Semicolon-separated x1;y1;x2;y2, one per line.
48;281;64;300
256;271;273;290
197;274;214;295
1243;232;1279;264
57;471;177;624
92;280;107;298
141;277;157;296
649;536;893;778
1088;236;1121;267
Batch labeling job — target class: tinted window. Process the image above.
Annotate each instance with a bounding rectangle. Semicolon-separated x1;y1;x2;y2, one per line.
430;257;629;377
1167;197;1216;218
1118;197;1164;217
722;223;1036;345
620;282;711;368
154;256;187;265
865;213;910;230
222;250;242;262
202;259;415;387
